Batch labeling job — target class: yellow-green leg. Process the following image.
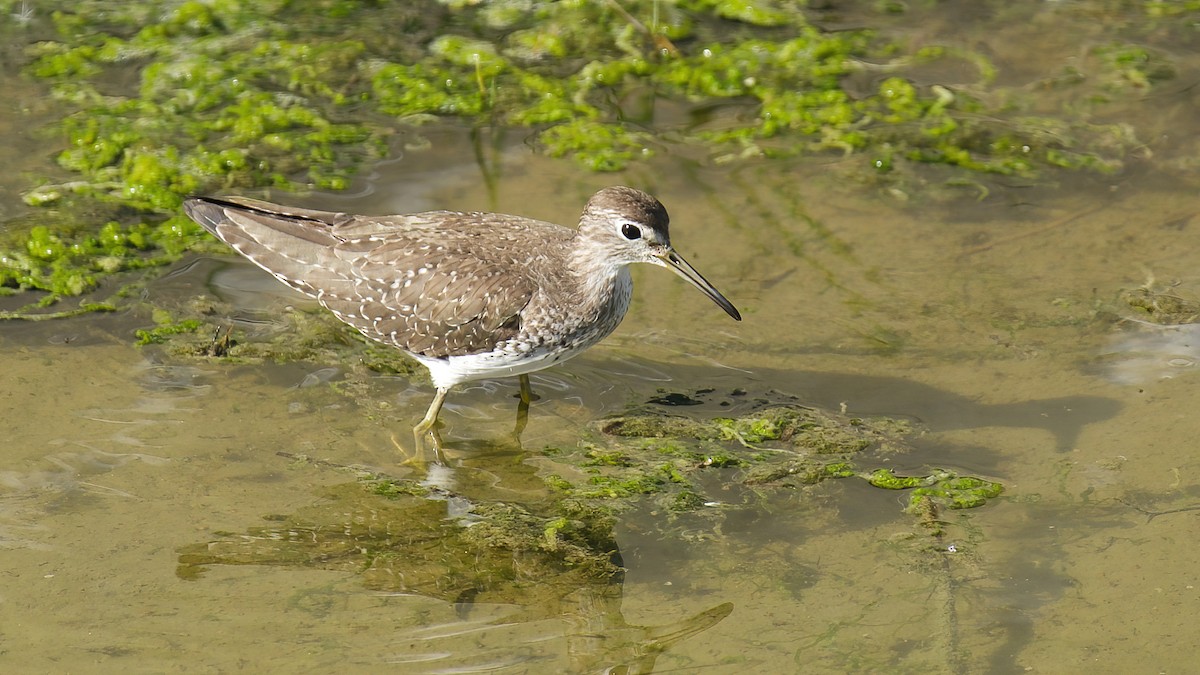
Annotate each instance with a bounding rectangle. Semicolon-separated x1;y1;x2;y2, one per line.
409;386;448;464
513;374;536;438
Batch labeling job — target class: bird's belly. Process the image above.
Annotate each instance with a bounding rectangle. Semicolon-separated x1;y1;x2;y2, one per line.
414;269;633;390
415;339;602;390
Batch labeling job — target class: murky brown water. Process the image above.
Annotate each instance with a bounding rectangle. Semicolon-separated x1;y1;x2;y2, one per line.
5;3;1200;673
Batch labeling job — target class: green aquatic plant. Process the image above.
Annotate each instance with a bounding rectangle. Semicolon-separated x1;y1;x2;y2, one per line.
134;308;204;345
910;473;1004;510
2;0;1171;314
541;401;1003;517
868;468;927;490
1121;284;1200;325
0;210;208;310
870;468;1004;510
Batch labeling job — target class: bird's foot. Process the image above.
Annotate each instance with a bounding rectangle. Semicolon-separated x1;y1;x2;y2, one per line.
388;427;445;468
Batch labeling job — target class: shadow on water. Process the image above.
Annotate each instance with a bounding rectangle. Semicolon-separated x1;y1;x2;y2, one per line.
146;252;1122;463
744;368;1122;456
550;360;1123;458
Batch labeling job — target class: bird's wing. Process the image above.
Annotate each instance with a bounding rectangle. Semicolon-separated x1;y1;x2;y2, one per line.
186;199;558;358
318;215;554;358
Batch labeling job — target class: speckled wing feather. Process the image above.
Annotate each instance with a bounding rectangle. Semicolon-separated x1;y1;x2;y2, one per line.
184;197;559;358
329;211;572;357
184;197;357;298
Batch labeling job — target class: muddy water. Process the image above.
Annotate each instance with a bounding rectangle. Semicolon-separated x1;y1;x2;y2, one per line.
6;10;1200;675
5;139;1199;672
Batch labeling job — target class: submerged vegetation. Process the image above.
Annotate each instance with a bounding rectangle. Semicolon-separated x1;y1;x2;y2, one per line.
177;470;737;670
178;394;1003;616
549;401;1002;517
1120;282;1200;325
0;0;1193;312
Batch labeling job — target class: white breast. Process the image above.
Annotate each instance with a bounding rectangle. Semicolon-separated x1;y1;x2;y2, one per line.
417;268;634;390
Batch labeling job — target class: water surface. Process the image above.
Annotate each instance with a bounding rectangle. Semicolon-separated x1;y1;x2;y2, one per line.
4;2;1200;673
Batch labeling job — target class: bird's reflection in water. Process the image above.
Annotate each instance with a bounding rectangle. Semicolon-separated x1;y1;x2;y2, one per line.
178;473;732;673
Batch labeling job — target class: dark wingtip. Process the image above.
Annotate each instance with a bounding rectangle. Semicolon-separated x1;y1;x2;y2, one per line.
182;195;287;236
183;195;245;214
181;196;228;236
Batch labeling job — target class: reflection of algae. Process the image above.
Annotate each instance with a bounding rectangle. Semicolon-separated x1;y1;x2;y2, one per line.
178;477;732;673
179;481;621;599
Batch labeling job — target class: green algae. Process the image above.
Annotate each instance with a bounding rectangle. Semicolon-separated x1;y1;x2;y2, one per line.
2;1;399;312
541;398;999;517
2;0;1182;318
134;308;204;345
742;459;857;486
910;474;1004;510
599;413;713;440
870;467;1004;510
1120;284;1200;325
368;477;431;499
0;209;209;305
582;446;637;467
603;405;908;454
868;467;927;490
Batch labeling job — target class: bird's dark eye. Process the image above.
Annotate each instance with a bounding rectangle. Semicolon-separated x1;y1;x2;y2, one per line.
621;223;641;240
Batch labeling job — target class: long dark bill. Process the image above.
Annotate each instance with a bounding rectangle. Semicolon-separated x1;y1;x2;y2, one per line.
658;250;742;321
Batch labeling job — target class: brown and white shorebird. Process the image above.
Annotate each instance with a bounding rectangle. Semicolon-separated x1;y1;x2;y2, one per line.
183;186;741;447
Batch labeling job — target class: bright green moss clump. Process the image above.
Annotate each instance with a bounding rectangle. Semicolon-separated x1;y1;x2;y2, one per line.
868;468;927;490
870;468;1004;510
134;308;204;345
910;474;1004;510
0;213;207;305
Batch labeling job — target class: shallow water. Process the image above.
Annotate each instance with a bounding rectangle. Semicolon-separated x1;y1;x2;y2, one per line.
5;3;1200;674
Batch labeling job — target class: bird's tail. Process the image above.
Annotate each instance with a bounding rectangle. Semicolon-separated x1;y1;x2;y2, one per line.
184;196;351;299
